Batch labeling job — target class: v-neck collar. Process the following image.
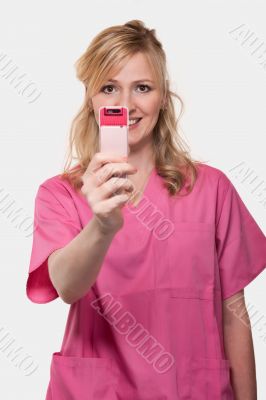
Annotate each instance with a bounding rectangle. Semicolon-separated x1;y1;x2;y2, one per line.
73;165;157;216
123;166;156;213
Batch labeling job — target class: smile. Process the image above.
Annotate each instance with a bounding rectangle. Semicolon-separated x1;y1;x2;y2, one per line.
129;118;142;128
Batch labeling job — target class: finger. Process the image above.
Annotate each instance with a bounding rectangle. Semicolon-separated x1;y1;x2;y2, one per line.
99;193;130;212
102;176;134;198
94;163;136;188
90;152;128;173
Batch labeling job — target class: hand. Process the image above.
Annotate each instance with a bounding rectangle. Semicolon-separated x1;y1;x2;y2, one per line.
80;152;137;234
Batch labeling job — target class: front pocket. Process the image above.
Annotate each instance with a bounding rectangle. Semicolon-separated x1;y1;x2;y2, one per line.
49;352;118;400
167;222;215;293
169;286;214;299
190;357;234;399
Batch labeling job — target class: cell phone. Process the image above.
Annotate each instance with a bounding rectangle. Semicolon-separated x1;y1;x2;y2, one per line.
99;106;129;179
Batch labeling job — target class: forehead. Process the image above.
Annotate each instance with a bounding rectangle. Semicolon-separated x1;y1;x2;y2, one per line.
106;52;156;83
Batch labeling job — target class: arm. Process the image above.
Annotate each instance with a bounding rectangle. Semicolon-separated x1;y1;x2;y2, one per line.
48;216;117;304
222;289;257;400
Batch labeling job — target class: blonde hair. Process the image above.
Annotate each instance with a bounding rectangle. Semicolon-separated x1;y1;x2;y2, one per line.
60;19;207;197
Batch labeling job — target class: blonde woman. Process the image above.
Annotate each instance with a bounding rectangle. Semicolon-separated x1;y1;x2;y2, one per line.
26;20;266;399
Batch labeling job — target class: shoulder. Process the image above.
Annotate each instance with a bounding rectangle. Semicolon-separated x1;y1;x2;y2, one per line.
194;162;232;193
32;172;85;225
40;173;73;193
195;162;227;179
38;166;81;200
35;172;83;213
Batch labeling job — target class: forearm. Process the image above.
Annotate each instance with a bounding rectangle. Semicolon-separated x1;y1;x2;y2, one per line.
48;216;117;304
223;302;257;400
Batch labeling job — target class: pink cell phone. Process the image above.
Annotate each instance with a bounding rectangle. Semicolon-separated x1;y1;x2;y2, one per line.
99;106;129;178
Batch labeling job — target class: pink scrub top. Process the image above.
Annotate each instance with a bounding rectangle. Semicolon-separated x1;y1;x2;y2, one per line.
26;163;266;400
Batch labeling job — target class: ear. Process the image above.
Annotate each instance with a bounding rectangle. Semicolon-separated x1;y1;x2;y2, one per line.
161;83;168;109
161;97;167;110
88;99;93;112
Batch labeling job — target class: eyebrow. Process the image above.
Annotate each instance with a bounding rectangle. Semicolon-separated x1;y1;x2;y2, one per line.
106;79;154;83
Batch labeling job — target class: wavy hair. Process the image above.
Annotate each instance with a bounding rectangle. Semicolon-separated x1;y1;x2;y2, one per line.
60;19;207;197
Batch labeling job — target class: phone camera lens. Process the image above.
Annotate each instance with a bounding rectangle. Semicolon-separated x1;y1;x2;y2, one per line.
107;109;120;114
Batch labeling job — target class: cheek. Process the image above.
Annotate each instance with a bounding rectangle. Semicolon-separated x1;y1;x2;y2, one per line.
91;94;111;108
91;97;113;123
142;97;161;116
145;105;161;122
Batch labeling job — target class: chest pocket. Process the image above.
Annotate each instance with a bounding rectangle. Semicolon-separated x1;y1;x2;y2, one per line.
166;221;216;297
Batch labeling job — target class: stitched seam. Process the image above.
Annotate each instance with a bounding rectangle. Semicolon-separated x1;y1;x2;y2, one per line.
39;183;76;220
215;174;231;230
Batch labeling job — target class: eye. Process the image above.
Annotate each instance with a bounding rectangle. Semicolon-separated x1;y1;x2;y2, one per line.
137;84;151;93
101;85;115;95
100;84;151;95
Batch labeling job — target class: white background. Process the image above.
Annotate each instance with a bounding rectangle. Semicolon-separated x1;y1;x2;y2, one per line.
0;0;265;398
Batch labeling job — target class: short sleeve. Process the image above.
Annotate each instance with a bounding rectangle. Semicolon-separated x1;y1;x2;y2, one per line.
26;182;81;304
215;172;266;300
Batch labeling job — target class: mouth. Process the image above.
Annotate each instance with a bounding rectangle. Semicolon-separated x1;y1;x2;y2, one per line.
129;117;142;128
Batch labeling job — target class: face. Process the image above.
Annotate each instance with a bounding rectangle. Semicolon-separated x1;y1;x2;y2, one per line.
91;52;164;148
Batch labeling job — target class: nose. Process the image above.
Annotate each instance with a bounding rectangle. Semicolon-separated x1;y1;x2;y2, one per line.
115;91;136;114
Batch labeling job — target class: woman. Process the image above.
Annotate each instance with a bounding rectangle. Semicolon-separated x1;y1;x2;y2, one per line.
26;20;266;399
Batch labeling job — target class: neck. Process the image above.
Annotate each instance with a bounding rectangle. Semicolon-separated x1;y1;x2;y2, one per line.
127;142;155;173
